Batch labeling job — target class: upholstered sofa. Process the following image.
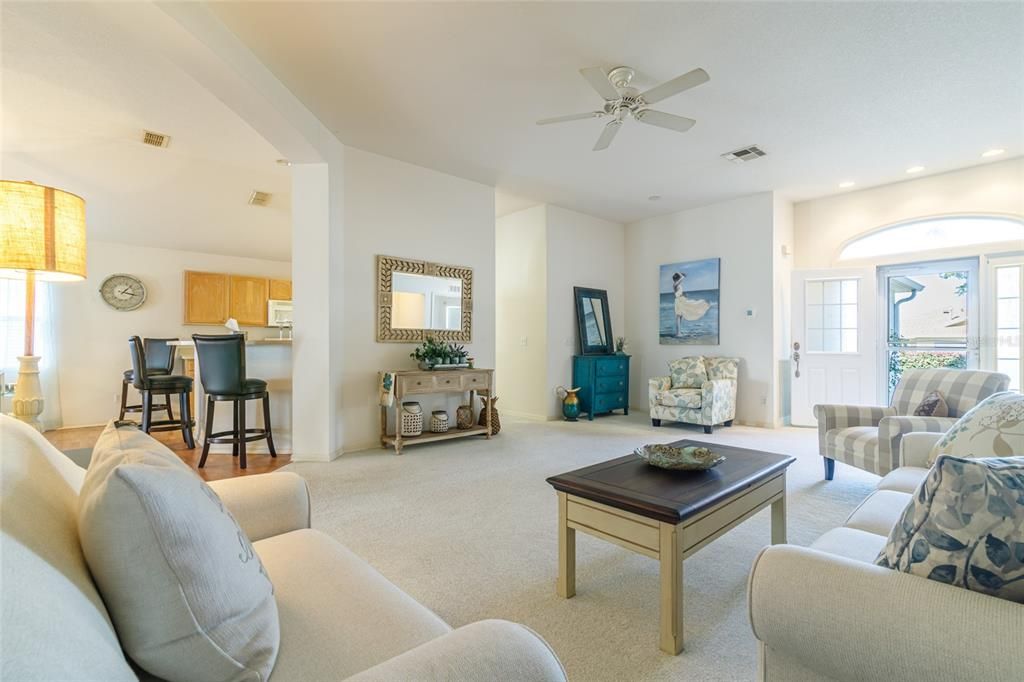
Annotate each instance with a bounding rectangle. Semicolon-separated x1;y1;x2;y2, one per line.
814;368;1008;479
748;431;1024;681
649;356;738;433
0;415;566;681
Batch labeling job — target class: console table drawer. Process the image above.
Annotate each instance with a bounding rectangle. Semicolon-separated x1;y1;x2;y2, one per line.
433;374;461;390
460;372;489;390
596;376;626;393
594;392;626;414
596;357;628;377
399;375;437;394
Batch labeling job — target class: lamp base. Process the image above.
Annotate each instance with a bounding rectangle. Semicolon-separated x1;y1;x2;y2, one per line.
12;355;44;432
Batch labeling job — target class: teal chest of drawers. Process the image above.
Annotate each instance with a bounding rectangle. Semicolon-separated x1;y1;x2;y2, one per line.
573;354;630;420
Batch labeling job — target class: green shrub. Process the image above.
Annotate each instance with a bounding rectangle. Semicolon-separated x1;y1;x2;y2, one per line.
888;350;967;393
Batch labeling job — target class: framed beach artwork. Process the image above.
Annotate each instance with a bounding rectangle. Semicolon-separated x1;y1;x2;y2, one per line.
659;258;720;345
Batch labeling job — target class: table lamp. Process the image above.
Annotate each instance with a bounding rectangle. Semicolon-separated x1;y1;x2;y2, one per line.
0;180;87;430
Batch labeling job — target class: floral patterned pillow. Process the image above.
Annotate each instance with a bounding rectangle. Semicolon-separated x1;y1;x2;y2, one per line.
876;455;1024;603
668;357;707;389
929;391;1024;465
704;357;739;381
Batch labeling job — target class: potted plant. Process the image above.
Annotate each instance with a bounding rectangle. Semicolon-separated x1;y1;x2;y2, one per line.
450;343;467;365
615;337;628;355
410;337;448;369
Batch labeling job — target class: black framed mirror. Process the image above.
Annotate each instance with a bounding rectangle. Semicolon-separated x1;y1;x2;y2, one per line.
574;286;613;355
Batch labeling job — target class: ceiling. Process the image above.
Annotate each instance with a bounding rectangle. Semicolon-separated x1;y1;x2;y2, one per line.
211;1;1024;223
1;2;292;262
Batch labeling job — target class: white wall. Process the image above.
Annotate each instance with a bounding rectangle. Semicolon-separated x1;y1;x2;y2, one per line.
772;197;795;425
341;147;496;452
794;158;1024;268
495;205;548;419
545;206;625;419
55;240;290;427
625;193;777;426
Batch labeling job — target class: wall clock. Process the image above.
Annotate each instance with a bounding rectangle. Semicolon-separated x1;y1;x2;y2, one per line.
99;273;147;311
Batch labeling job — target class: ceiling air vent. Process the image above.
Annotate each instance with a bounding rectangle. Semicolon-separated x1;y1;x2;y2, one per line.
142;130;170;148
248;190;272;207
721;145;766;163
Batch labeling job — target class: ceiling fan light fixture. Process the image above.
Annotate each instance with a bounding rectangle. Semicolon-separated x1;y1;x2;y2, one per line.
537;64;709;151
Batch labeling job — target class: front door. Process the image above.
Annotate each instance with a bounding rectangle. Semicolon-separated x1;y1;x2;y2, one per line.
790;268;877;426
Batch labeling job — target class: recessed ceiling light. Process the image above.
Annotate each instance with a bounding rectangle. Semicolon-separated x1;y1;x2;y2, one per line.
838;181;856;189
648;194;662;201
906;165;925;174
981;148;1005;158
276;159;292;166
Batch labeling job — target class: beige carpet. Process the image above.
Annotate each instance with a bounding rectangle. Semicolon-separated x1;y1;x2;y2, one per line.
284;415;880;681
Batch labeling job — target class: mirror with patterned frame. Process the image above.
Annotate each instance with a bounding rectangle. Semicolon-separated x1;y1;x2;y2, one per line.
376;255;473;342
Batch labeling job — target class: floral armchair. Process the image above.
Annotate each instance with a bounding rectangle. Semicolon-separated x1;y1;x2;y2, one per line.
814;368;1009;480
649;356;738;434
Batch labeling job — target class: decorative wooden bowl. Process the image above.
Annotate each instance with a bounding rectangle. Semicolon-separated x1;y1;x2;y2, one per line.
634;444;725;471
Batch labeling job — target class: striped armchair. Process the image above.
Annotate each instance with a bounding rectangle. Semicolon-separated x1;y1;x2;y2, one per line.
814;368;1009;479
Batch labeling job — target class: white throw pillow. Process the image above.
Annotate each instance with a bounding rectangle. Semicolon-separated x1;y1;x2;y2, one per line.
929;391;1024;465
78;422;279;682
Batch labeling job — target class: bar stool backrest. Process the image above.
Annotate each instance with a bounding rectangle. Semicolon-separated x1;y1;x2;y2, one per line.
128;336;148;389
144;338;178;374
192;334;246;396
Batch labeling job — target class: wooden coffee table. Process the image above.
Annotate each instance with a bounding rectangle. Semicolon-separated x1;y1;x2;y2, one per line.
546;440;795;655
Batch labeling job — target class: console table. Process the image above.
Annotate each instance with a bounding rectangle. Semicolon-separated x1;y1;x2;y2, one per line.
380;368;494;455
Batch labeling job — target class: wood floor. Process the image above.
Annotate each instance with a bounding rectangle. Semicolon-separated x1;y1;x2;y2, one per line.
44;424;291;482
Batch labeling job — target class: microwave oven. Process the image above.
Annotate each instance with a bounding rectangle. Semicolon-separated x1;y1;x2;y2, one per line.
267;299;293;328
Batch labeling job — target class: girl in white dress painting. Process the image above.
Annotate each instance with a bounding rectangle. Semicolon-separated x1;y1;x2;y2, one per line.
671;272;711;337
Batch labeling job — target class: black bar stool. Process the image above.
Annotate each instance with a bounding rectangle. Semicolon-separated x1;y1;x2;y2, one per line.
192;334;276;470
119;337;178;421
127;336;195;448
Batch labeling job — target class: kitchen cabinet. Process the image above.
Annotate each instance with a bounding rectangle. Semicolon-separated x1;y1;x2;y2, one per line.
183;271;229;325
269;278;292;301
229;275;269;327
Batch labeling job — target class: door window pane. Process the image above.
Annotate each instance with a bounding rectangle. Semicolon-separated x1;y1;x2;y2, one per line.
823;280;841;304
806;304;823;328
806;328;823;352
995;265;1021;391
806;281;822;305
806;278;858;353
997;298;1020;329
841;329;858;353
841;279;858;303
996;266;1020;297
823;329;841;352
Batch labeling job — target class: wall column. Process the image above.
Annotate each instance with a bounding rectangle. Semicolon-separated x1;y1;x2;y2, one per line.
290;142;345;460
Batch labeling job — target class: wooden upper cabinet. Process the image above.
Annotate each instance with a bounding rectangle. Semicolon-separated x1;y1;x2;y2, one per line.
269;278;292;301
184;271;229;325
229;275;269;327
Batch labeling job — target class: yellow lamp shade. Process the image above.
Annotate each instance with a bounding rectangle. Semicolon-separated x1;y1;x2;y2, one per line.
1;180;87;281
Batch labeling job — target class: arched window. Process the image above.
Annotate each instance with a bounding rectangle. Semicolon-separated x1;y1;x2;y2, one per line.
839;215;1024;261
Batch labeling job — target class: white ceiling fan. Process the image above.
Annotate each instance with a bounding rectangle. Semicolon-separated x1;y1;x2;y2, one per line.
537;65;710;151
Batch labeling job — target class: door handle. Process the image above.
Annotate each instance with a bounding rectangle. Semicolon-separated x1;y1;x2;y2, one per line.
792;342;801;378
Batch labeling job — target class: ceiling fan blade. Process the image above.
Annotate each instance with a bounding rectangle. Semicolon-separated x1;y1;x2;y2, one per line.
635;109;696;133
640;67;709;105
592;120;622;151
536;111;603;126
579;67;621;101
